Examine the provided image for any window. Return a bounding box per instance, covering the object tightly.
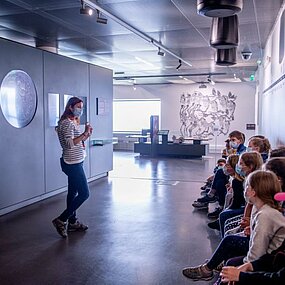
[113,99,161,132]
[279,9,285,64]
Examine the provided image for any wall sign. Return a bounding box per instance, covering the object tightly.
[246,123,256,130]
[96,97,110,115]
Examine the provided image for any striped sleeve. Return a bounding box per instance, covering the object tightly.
[57,119,85,164]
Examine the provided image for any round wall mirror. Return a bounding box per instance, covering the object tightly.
[0,70,37,128]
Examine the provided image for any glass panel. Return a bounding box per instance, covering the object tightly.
[48,93,59,127]
[0,70,37,128]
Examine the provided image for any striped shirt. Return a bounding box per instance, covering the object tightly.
[57,118,85,164]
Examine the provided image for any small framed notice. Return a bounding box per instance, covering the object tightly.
[96,97,110,115]
[48,93,59,127]
[246,123,256,130]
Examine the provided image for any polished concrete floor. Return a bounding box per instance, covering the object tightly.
[0,151,221,285]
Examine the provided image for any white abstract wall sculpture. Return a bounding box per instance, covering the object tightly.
[179,88,236,138]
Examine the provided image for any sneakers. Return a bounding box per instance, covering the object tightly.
[192,201,208,209]
[52,218,67,238]
[182,264,214,281]
[68,220,88,232]
[207,219,220,231]
[197,194,217,203]
[207,207,223,219]
[200,181,212,191]
[200,187,211,196]
[52,218,88,237]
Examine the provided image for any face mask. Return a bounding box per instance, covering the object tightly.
[235,164,246,177]
[246,147,253,152]
[223,166,230,176]
[217,165,224,170]
[73,107,83,117]
[244,193,251,203]
[230,141,239,149]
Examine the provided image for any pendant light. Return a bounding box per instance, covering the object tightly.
[197,0,243,17]
[215,48,237,66]
[210,15,239,49]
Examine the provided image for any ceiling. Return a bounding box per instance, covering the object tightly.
[0,0,283,85]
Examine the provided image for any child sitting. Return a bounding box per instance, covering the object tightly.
[183,170,285,281]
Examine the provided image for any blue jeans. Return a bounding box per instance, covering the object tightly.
[212,168,229,207]
[206,235,249,270]
[59,158,89,223]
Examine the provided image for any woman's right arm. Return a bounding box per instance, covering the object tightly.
[61,120,90,148]
[72,132,89,145]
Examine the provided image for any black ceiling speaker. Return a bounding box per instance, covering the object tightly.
[197,0,243,17]
[210,15,239,49]
[215,48,237,66]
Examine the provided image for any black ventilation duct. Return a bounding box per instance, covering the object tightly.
[215,48,237,66]
[197,0,243,17]
[210,15,239,49]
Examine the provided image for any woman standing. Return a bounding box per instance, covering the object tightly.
[52,97,93,238]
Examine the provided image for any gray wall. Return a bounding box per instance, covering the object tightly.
[89,65,113,176]
[0,38,113,215]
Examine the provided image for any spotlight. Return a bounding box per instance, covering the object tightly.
[80,1,93,16]
[96,9,108,24]
[176,59,182,70]
[157,47,165,57]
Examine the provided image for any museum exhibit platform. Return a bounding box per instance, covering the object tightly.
[134,133,210,158]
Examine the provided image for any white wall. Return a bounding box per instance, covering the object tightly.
[258,5,285,148]
[114,82,256,151]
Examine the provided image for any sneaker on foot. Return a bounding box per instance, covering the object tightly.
[200,184,208,191]
[52,218,67,238]
[200,187,211,196]
[192,201,209,209]
[197,194,217,203]
[68,220,88,232]
[207,219,220,230]
[207,207,223,219]
[182,264,214,281]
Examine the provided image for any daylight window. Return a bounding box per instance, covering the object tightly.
[113,99,161,132]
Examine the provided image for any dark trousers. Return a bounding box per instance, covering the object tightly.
[59,157,89,223]
[212,168,229,207]
[207,235,250,270]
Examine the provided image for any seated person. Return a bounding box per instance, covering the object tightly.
[270,147,285,158]
[222,151,264,237]
[247,136,271,162]
[265,157,285,210]
[200,158,227,195]
[207,154,245,231]
[222,139,232,159]
[219,192,285,285]
[193,130,246,213]
[228,130,246,155]
[182,170,285,281]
